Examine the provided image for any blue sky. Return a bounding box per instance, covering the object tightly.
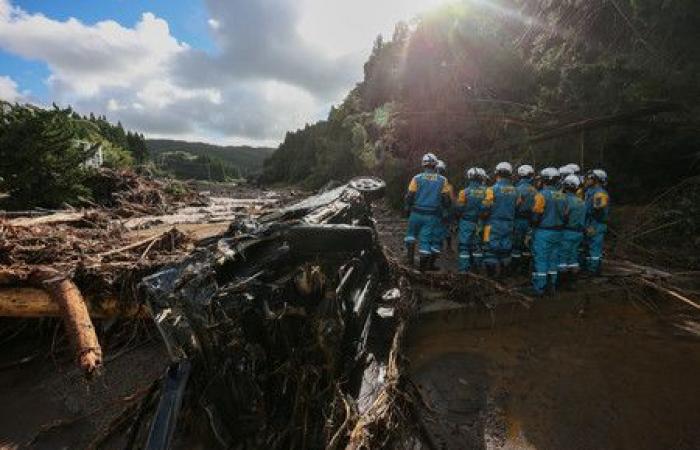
[0,0,446,145]
[2,0,216,103]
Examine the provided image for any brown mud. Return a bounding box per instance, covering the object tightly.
[0,333,167,449]
[408,300,700,450]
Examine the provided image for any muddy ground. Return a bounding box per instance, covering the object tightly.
[408,301,700,450]
[0,326,168,449]
[1,191,699,449]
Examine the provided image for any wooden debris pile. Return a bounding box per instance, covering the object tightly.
[0,216,192,290]
[86,168,206,216]
[612,175,700,270]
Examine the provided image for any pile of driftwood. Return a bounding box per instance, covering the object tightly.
[0,171,207,378]
[0,208,193,288]
[87,168,206,216]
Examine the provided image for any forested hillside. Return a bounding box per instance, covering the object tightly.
[262,0,699,205]
[147,139,275,180]
[0,102,147,208]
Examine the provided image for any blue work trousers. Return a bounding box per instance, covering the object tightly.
[431,218,450,254]
[512,217,531,259]
[483,219,513,267]
[405,212,440,256]
[585,222,606,273]
[457,219,482,272]
[532,228,561,294]
[558,230,583,272]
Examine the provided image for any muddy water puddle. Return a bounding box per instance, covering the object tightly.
[407,302,700,450]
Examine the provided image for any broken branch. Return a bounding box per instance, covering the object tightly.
[29,268,103,378]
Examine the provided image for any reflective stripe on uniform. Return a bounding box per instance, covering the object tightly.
[483,225,491,242]
[532,272,547,278]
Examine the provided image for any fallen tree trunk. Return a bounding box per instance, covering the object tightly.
[0,287,145,318]
[28,268,103,378]
[6,211,90,227]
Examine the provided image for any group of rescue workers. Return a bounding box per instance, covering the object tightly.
[404,153,610,296]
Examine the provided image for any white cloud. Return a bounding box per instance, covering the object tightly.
[0,75,23,101]
[0,6,187,97]
[0,0,445,144]
[299,0,446,58]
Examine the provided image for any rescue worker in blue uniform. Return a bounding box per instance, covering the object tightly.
[584,169,610,275]
[558,174,586,289]
[481,162,518,277]
[530,167,568,295]
[431,160,455,264]
[513,164,537,273]
[404,153,452,271]
[558,165,574,190]
[567,163,585,199]
[456,168,487,273]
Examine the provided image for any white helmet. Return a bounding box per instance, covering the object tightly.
[563,174,581,189]
[567,163,581,174]
[466,167,479,180]
[559,165,574,177]
[436,160,446,172]
[421,153,438,167]
[476,168,487,179]
[540,167,559,181]
[590,169,607,183]
[495,162,512,175]
[517,164,535,177]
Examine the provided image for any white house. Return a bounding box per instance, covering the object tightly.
[74,139,104,168]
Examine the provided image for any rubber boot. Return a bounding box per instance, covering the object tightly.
[521,257,531,276]
[569,269,579,288]
[419,255,430,272]
[406,243,415,267]
[502,260,513,278]
[428,254,439,271]
[558,271,569,291]
[486,263,502,279]
[546,274,557,296]
[595,261,603,277]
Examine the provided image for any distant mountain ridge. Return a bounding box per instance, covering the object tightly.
[147,139,275,175]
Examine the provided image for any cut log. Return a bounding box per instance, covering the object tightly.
[29,268,103,378]
[7,211,89,227]
[0,287,147,318]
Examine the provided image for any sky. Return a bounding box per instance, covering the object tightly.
[0,0,448,146]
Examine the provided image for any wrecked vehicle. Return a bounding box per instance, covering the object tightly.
[135,177,406,449]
